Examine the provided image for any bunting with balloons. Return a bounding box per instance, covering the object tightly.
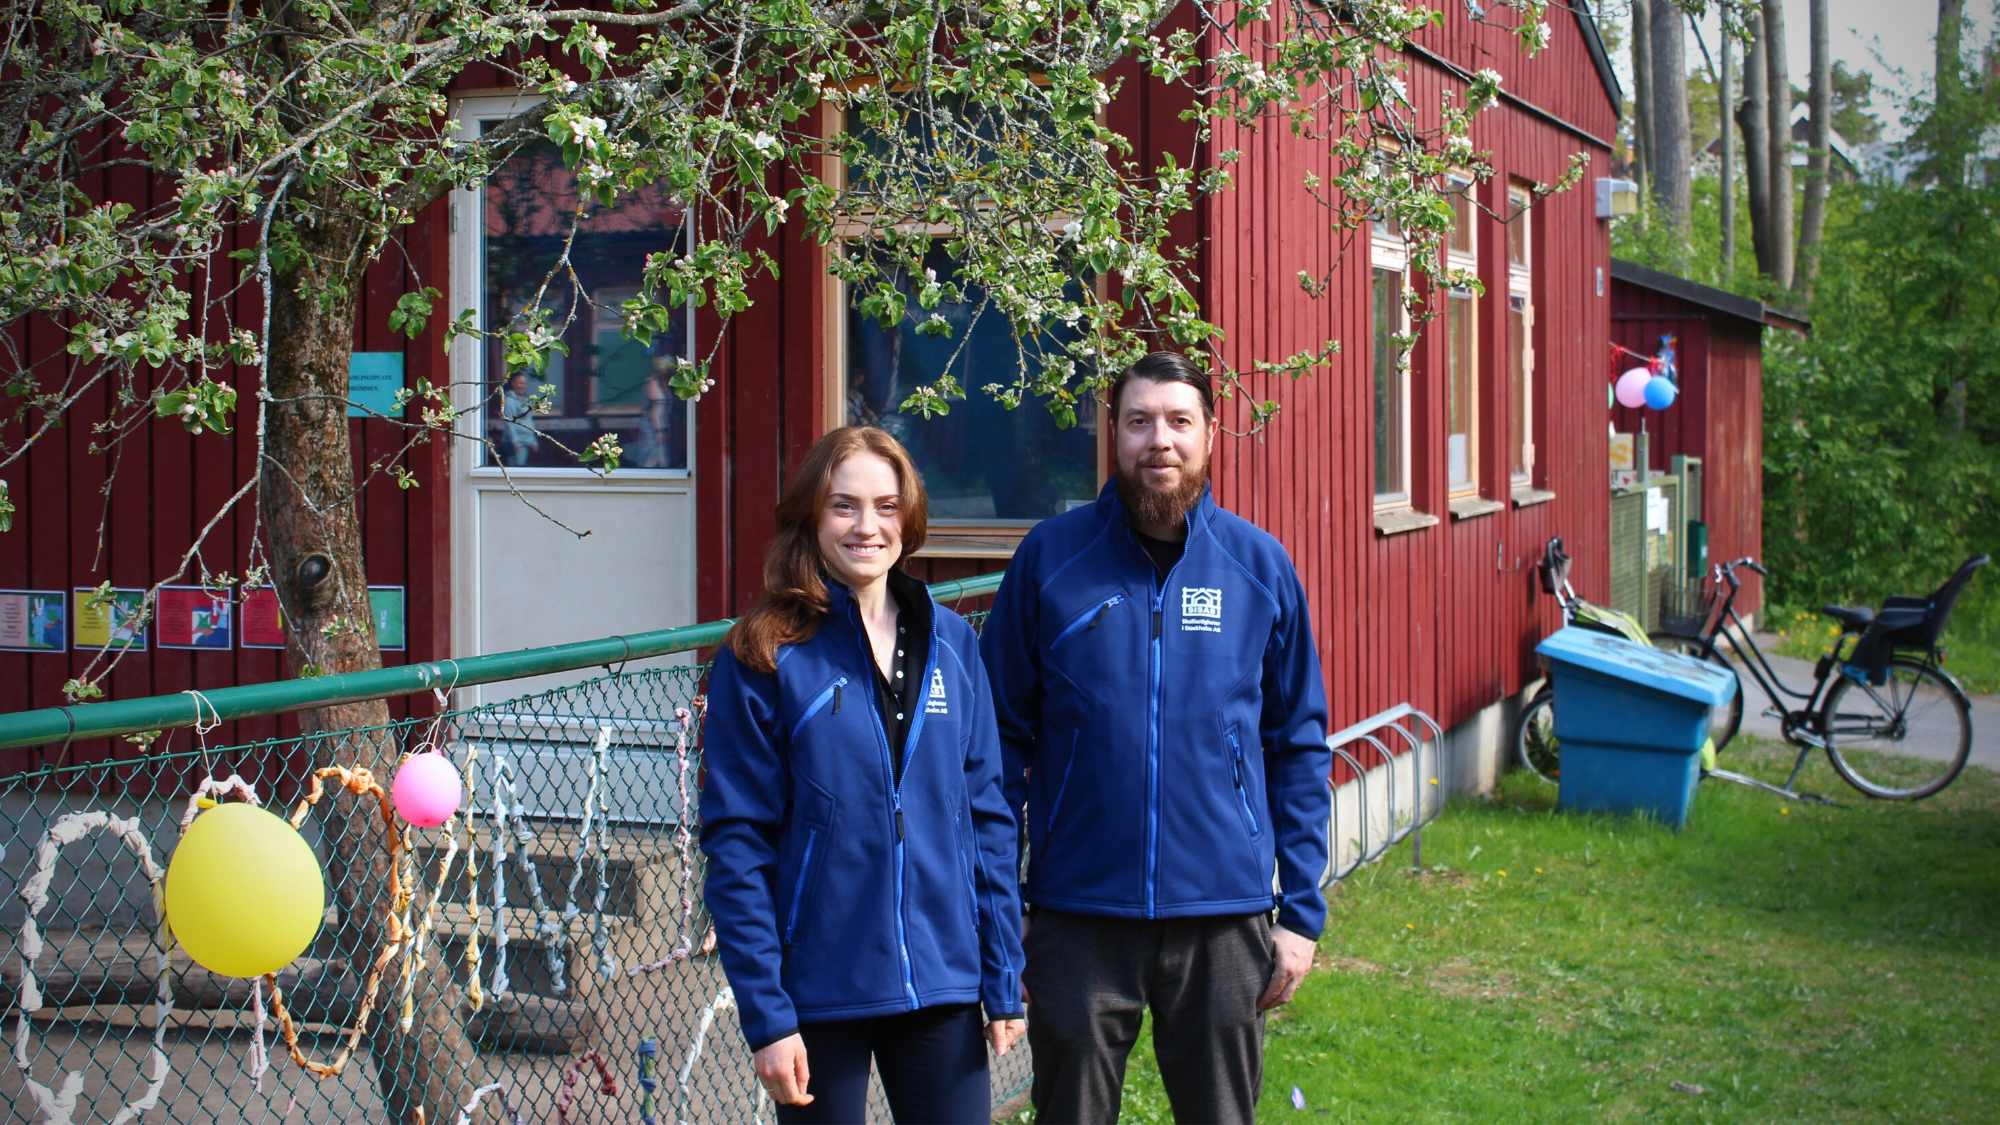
[1610,336,1679,411]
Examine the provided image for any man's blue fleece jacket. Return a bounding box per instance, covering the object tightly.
[980,482,1334,938]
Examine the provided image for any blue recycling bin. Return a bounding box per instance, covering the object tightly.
[1533,626,1738,829]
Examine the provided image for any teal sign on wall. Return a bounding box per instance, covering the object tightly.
[349,352,405,417]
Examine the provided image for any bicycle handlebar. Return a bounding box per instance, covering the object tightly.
[1711,557,1765,591]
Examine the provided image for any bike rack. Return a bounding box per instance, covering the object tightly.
[1322,704,1448,887]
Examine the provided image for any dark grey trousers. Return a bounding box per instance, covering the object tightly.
[1024,909,1273,1124]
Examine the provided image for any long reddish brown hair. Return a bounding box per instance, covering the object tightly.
[724,427,930,673]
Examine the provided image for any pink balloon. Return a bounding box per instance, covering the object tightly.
[1615,367,1653,409]
[392,752,462,827]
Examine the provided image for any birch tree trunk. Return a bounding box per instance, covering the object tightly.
[1739,8,1774,276]
[1795,0,1831,298]
[1649,0,1693,251]
[261,198,479,1125]
[1631,0,1656,211]
[1763,0,1795,290]
[1720,26,1737,285]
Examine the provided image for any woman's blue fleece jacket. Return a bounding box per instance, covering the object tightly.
[700,575,1026,1050]
[980,483,1334,938]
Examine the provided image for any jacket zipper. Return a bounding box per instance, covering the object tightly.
[791,676,848,742]
[1227,730,1260,836]
[782,827,821,947]
[1051,594,1125,649]
[1144,512,1192,919]
[850,592,939,1010]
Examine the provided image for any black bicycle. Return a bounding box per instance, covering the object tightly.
[1516,543,1986,802]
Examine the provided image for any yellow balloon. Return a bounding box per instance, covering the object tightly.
[166,802,325,978]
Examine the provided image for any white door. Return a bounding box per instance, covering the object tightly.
[448,94,697,705]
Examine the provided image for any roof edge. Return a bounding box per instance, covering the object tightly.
[1574,2,1623,119]
[1609,258,1771,325]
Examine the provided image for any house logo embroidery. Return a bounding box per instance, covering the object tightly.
[1181,587,1223,633]
[926,668,950,714]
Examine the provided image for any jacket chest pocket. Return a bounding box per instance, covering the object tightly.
[1050,594,1128,650]
[791,676,850,743]
[1226,728,1261,839]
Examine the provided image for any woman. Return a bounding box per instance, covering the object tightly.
[701,426,1027,1124]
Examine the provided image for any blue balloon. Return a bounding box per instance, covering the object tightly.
[1644,375,1678,410]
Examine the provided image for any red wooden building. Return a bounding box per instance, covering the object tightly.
[1610,258,1805,624]
[4,6,1645,781]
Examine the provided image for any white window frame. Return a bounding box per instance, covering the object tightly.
[1443,174,1479,498]
[1506,184,1535,488]
[450,92,696,483]
[1370,215,1412,509]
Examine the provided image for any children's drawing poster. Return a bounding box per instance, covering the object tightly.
[0,590,66,652]
[157,586,234,650]
[241,587,286,648]
[369,586,406,651]
[73,587,148,650]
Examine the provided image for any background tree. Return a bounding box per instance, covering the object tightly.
[1761,0,1795,290]
[0,0,1577,1114]
[1794,0,1830,298]
[1738,3,1774,275]
[1829,60,1882,146]
[1648,0,1693,251]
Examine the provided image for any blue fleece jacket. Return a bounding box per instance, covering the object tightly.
[700,573,1025,1050]
[981,483,1334,938]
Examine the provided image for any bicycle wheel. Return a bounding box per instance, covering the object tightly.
[1513,684,1559,783]
[1821,659,1972,800]
[1648,632,1745,754]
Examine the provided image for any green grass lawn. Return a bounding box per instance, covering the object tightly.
[1007,738,2000,1123]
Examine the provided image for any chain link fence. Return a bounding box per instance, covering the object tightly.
[2,622,1032,1124]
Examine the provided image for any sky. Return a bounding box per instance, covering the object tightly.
[1603,0,1998,142]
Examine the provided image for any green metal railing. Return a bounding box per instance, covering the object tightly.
[0,573,1004,752]
[0,571,1012,1124]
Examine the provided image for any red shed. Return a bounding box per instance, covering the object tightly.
[1609,258,1801,624]
[4,5,1638,787]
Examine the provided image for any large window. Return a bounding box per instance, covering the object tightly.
[844,246,1098,521]
[1507,184,1536,487]
[1444,178,1479,496]
[480,129,690,471]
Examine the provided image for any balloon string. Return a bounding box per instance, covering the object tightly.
[267,765,407,1080]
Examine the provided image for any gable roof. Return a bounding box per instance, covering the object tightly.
[1574,2,1623,119]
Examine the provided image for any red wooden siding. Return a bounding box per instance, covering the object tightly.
[1203,33,1615,737]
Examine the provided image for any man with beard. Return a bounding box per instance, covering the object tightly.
[981,352,1332,1123]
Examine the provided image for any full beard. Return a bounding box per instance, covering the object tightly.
[1116,454,1208,531]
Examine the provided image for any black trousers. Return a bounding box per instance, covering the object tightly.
[1025,910,1273,1125]
[774,1003,990,1125]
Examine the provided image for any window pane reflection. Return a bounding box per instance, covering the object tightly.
[846,247,1098,521]
[481,128,689,470]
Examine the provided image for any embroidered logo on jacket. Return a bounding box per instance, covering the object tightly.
[1181,587,1223,633]
[926,668,950,714]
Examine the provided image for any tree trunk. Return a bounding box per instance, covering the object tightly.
[261,199,478,1125]
[1763,0,1795,291]
[1720,25,1737,285]
[1631,0,1656,214]
[1794,0,1831,298]
[1740,8,1774,276]
[1649,0,1693,250]
[1928,0,1969,183]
